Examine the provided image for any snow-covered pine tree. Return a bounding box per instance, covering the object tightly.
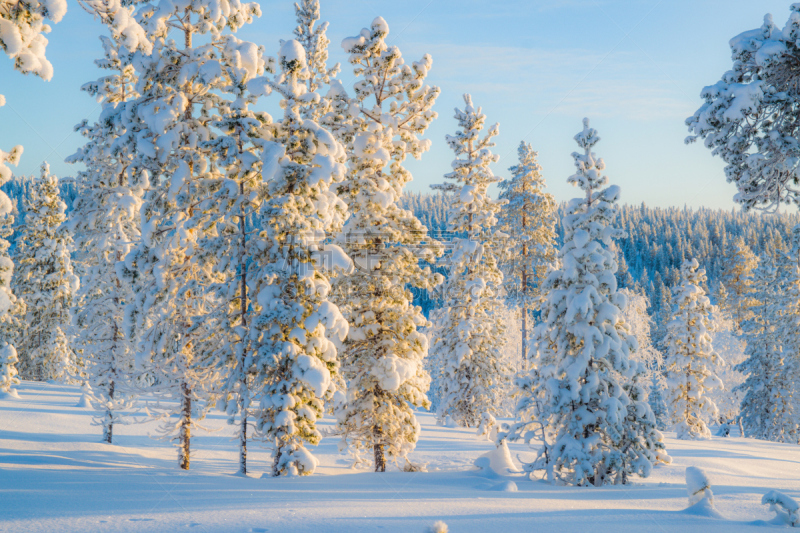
[332,17,442,472]
[65,5,153,443]
[292,0,339,121]
[507,119,668,486]
[121,0,261,470]
[687,7,800,211]
[620,288,663,387]
[773,227,800,442]
[179,32,269,477]
[721,237,758,328]
[497,141,557,365]
[736,239,799,443]
[431,94,508,428]
[245,40,350,476]
[649,382,669,431]
[664,259,724,440]
[1,0,67,397]
[14,163,78,382]
[0,111,23,395]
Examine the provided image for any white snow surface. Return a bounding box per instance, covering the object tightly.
[1,381,799,532]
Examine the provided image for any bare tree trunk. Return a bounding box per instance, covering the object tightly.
[373,424,386,472]
[521,269,527,366]
[237,180,248,475]
[272,446,282,477]
[521,188,528,365]
[179,381,191,470]
[372,385,386,472]
[105,380,115,444]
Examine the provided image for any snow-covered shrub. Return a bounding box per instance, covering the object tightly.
[686,466,713,506]
[476,412,497,441]
[762,490,800,527]
[0,342,19,397]
[474,441,516,477]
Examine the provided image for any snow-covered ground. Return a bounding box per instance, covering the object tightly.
[1,382,798,533]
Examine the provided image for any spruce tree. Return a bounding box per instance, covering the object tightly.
[664,259,724,440]
[721,237,758,328]
[497,141,557,365]
[245,40,350,477]
[332,17,442,472]
[736,242,799,442]
[507,119,669,486]
[14,164,78,382]
[431,94,508,428]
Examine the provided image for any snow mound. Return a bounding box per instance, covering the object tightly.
[0,389,20,400]
[474,441,517,477]
[762,490,800,527]
[74,393,91,408]
[489,480,518,492]
[684,496,724,519]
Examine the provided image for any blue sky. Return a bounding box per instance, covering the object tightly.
[0,0,794,209]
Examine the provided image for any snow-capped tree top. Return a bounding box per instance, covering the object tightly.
[77,0,152,54]
[0,0,66,80]
[340,17,437,137]
[445,94,499,167]
[292,0,339,97]
[569,118,607,194]
[135,0,261,41]
[436,93,502,236]
[280,38,306,70]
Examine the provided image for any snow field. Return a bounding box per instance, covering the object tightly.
[1,382,799,532]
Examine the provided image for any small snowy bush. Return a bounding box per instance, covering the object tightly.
[762,491,800,527]
[476,412,497,441]
[686,466,713,506]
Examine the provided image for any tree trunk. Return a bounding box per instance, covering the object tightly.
[373,424,386,473]
[272,446,282,477]
[239,394,247,475]
[238,180,248,476]
[104,380,115,444]
[521,205,528,366]
[179,381,191,470]
[521,270,527,367]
